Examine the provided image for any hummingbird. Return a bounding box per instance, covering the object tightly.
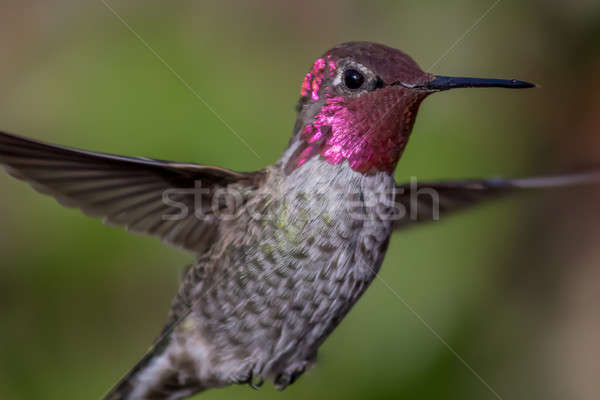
[0,41,597,399]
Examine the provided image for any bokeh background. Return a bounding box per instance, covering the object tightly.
[1,1,600,399]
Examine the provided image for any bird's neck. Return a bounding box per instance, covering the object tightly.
[285,94,423,175]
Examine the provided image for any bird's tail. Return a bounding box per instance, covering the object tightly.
[103,318,203,400]
[103,333,171,400]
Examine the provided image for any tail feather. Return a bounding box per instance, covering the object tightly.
[104,331,176,400]
[103,312,203,400]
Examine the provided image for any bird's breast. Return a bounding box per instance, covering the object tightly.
[190,159,397,384]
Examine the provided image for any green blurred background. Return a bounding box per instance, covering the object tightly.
[1,1,600,399]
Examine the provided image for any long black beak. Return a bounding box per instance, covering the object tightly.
[395,75,535,91]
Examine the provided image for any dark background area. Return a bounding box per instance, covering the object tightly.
[1,1,599,399]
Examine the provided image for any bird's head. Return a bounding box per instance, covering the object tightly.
[286,41,533,175]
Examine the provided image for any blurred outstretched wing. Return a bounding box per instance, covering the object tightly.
[0,131,265,253]
[393,172,600,229]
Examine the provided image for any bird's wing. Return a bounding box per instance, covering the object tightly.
[0,131,265,253]
[393,172,600,230]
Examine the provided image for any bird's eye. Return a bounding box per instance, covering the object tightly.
[343,69,365,90]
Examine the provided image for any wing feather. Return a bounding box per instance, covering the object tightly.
[0,131,265,253]
[393,172,600,229]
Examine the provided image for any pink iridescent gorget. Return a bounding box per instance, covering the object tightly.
[291,56,426,175]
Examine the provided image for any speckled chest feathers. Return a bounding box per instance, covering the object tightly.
[165,153,397,392]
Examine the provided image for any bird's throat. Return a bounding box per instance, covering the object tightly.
[286,94,422,175]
